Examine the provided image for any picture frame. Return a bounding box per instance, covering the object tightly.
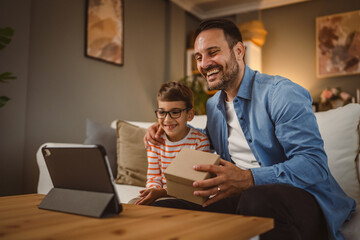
[186,49,199,77]
[85,0,124,66]
[316,10,360,78]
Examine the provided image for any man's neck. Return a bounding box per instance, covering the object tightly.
[224,65,245,102]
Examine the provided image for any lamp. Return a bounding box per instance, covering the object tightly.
[238,20,267,47]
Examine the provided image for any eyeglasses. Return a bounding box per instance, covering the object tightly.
[155,108,190,119]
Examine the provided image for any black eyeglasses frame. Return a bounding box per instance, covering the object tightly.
[154,108,191,119]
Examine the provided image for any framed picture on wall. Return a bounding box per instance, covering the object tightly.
[316,10,360,78]
[85,0,124,66]
[186,49,199,77]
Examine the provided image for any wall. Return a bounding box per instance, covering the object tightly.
[22,0,169,194]
[2,0,357,196]
[0,0,31,196]
[0,0,187,196]
[168,3,186,82]
[184,0,360,101]
[261,0,360,101]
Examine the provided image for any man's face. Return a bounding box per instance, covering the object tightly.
[194,29,240,91]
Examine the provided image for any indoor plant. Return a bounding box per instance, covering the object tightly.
[179,75,209,115]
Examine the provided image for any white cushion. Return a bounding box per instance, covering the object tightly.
[189,115,207,129]
[315,103,360,203]
[115,184,144,203]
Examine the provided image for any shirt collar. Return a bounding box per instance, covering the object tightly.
[215,65,255,109]
[235,65,255,101]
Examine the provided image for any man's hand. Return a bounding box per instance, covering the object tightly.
[143,122,165,148]
[193,159,254,207]
[135,188,168,205]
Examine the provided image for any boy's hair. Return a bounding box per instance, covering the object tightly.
[194,18,243,49]
[157,81,193,109]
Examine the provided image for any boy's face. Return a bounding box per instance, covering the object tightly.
[157,101,194,142]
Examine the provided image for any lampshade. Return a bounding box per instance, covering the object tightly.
[238,20,268,47]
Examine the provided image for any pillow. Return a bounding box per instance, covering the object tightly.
[115,120,148,187]
[111,120,153,129]
[83,119,117,178]
[188,115,207,129]
[315,103,360,203]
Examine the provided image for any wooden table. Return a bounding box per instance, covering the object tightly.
[0,194,273,240]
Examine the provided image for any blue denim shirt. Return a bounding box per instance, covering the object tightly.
[205,65,356,240]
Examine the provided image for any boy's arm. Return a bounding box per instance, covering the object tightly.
[146,143,163,189]
[135,188,168,205]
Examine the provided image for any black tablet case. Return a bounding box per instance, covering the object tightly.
[38,145,122,218]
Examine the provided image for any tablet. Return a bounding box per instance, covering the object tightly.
[40,145,122,217]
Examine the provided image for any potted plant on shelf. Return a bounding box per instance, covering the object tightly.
[179,75,209,115]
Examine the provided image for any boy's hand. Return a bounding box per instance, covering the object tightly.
[143,122,165,148]
[135,188,168,205]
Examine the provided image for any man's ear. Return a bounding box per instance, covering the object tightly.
[187,108,195,121]
[234,42,245,61]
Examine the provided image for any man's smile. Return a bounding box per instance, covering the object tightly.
[203,66,222,81]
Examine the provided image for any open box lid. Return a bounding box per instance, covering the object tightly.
[164,148,220,185]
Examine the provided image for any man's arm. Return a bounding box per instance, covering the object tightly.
[192,159,254,207]
[251,81,329,188]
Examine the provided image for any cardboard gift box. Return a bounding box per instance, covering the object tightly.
[164,148,220,205]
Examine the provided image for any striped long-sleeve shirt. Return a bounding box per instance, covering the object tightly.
[146,127,210,189]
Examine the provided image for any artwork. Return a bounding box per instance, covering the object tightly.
[316,10,360,78]
[85,0,123,65]
[186,49,198,77]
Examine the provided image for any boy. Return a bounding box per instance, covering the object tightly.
[135,81,210,205]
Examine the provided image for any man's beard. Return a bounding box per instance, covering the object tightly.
[203,51,239,91]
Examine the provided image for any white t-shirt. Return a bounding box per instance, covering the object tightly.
[225,101,260,170]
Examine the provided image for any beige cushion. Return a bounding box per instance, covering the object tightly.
[115,120,148,187]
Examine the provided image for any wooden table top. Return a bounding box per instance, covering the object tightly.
[0,194,273,240]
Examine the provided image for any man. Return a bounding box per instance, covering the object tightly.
[144,19,355,240]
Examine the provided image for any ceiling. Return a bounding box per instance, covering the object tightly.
[170,0,310,19]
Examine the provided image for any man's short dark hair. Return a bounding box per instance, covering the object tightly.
[194,18,243,49]
[157,81,193,109]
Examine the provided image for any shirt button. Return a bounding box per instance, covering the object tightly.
[235,99,238,103]
[240,117,244,120]
[248,139,252,143]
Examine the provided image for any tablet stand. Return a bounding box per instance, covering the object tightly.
[38,188,122,218]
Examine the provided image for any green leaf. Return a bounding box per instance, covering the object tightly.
[0,27,15,50]
[0,96,11,108]
[0,72,16,83]
[178,75,209,115]
[0,27,14,36]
